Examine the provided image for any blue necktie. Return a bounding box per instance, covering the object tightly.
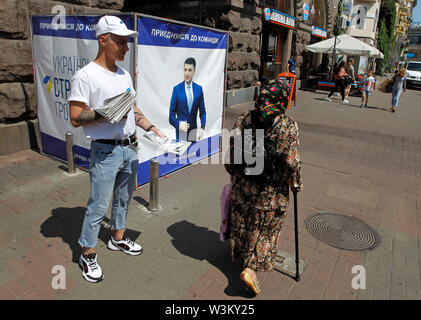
[187,85,193,113]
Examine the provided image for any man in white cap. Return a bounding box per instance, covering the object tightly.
[68,15,166,283]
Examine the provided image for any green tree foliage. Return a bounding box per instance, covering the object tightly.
[336,1,345,36]
[377,0,397,74]
[377,18,390,73]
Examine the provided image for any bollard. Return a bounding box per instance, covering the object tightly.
[65,132,76,174]
[149,158,159,211]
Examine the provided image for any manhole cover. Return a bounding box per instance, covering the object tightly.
[304,213,380,251]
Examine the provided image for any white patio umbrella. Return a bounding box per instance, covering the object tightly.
[306,34,384,58]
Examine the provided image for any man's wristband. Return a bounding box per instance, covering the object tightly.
[94,110,102,120]
[146,125,155,132]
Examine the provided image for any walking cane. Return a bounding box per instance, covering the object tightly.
[293,189,300,281]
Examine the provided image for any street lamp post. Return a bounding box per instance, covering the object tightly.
[329,30,338,81]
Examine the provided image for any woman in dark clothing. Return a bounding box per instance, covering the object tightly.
[344,58,356,100]
[325,60,348,104]
[224,79,303,295]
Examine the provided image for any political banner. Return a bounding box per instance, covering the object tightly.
[135,16,227,185]
[31,14,135,168]
[32,14,227,186]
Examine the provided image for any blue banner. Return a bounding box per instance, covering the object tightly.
[136,134,221,185]
[41,132,91,169]
[137,16,227,49]
[32,15,135,42]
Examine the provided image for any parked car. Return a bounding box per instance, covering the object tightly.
[406,61,421,88]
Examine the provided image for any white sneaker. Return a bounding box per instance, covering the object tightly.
[107,235,143,256]
[79,253,104,283]
[325,96,332,102]
[342,99,349,104]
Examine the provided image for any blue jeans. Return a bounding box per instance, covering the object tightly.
[78,141,139,248]
[392,89,402,108]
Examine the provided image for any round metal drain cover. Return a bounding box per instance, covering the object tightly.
[305,213,380,251]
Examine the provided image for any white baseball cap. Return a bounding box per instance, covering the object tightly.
[95,15,138,38]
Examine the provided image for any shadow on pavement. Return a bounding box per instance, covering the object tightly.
[345,104,388,111]
[167,220,254,298]
[40,206,141,263]
[58,165,70,172]
[133,196,149,208]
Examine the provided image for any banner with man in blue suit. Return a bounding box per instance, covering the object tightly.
[136,16,227,185]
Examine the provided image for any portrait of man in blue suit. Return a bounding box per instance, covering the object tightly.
[169,57,206,142]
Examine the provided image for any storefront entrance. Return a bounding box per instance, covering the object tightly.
[260,29,278,80]
[259,7,294,82]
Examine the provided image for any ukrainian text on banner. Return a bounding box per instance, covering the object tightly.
[136,16,227,185]
[31,15,135,168]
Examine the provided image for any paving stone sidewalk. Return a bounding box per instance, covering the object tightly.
[1,86,421,300]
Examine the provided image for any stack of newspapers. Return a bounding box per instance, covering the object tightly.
[95,90,136,124]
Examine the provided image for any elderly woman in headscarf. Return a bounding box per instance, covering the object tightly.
[224,79,303,295]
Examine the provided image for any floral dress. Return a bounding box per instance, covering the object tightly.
[224,111,302,272]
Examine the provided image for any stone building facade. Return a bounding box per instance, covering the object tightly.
[123,0,264,102]
[0,0,338,155]
[1,0,265,155]
[346,0,381,46]
[408,25,421,61]
[390,0,418,68]
[126,0,338,99]
[294,0,336,79]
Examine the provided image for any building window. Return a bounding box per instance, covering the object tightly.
[260,31,278,79]
[262,0,278,8]
[311,0,326,29]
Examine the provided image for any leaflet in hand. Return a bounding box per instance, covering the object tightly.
[144,131,168,145]
[95,90,136,124]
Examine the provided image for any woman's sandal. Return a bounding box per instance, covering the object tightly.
[240,270,261,295]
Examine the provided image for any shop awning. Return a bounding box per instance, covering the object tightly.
[305,34,384,58]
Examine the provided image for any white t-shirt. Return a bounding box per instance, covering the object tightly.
[68,61,136,140]
[363,76,375,91]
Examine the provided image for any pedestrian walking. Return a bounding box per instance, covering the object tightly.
[325,60,349,104]
[390,67,407,113]
[360,69,375,108]
[224,79,303,296]
[68,15,166,283]
[344,58,355,100]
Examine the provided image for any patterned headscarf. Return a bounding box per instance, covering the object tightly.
[255,78,291,122]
